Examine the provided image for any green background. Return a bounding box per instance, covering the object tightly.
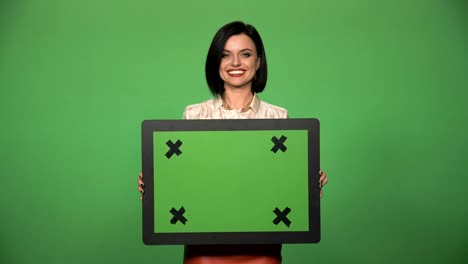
[153,130,309,233]
[0,0,467,263]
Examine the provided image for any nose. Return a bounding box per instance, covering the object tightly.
[230,55,240,66]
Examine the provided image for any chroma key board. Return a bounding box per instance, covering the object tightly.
[141,119,320,245]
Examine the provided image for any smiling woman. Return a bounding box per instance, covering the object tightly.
[183,21,288,119]
[139,21,328,264]
[219,34,260,92]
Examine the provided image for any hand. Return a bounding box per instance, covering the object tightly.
[138,172,145,200]
[319,170,328,198]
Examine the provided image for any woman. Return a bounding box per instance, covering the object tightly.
[139,21,328,264]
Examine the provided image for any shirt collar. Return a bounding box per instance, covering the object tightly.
[213,93,260,113]
[214,95,224,110]
[250,93,260,113]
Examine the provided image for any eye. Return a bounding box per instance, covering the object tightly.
[242,53,251,58]
[221,53,229,58]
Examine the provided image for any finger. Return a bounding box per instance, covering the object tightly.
[138,178,145,187]
[139,172,143,179]
[321,176,328,186]
[140,195,143,200]
[319,171,326,180]
[138,186,145,193]
[319,172,327,183]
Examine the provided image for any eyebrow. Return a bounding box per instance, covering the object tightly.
[223,48,253,53]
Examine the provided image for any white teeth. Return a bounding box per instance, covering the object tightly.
[228,70,245,74]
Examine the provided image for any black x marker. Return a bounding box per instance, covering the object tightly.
[166,140,182,159]
[271,135,287,153]
[170,207,187,225]
[273,207,291,227]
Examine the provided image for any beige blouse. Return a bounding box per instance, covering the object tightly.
[183,93,288,119]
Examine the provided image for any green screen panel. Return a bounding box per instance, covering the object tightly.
[142,119,320,245]
[153,130,309,233]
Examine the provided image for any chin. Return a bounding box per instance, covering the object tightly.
[227,84,251,90]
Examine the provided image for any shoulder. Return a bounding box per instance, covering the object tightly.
[183,98,216,120]
[257,99,288,119]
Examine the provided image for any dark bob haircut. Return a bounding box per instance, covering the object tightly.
[205,21,268,96]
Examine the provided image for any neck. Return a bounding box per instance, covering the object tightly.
[222,88,254,110]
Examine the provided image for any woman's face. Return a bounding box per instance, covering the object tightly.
[219,33,260,91]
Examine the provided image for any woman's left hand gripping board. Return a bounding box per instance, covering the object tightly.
[138,172,145,200]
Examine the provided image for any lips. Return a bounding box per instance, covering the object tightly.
[227,69,246,77]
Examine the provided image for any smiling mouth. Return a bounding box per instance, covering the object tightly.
[228,69,246,76]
